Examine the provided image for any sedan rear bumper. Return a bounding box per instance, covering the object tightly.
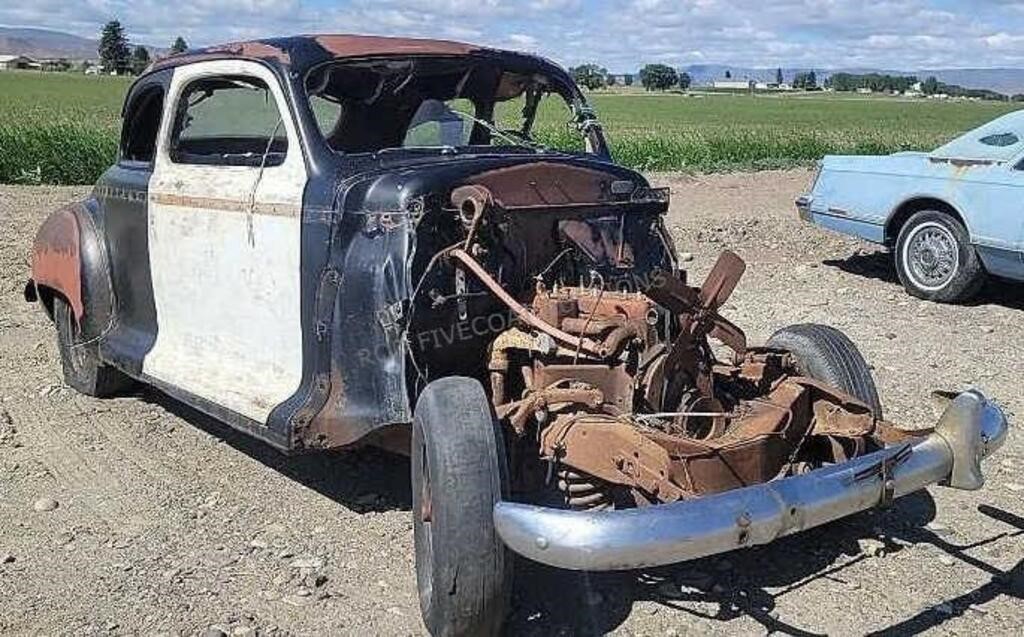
[796,194,813,221]
[494,390,1008,571]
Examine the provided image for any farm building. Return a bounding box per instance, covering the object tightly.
[0,54,37,70]
[713,79,755,90]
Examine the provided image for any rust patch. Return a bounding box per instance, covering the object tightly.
[301,367,354,448]
[469,162,615,209]
[149,193,301,217]
[203,40,292,64]
[31,208,83,321]
[540,415,686,502]
[313,34,479,59]
[928,156,997,168]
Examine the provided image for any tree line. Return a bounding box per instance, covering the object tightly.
[570,63,691,91]
[570,62,1013,101]
[97,20,189,76]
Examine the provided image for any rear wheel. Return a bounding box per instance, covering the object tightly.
[412,377,511,636]
[895,210,985,303]
[54,296,132,397]
[767,323,883,419]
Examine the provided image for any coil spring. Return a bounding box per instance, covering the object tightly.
[557,469,613,511]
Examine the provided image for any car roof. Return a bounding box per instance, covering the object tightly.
[149,33,542,76]
[931,109,1024,162]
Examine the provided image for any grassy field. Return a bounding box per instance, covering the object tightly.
[0,70,1019,184]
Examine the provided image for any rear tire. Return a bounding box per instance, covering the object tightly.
[54,296,132,397]
[412,377,511,636]
[767,323,883,419]
[894,210,985,303]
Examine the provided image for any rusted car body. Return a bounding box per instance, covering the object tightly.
[26,35,1008,636]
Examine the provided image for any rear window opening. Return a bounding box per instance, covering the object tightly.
[304,56,590,156]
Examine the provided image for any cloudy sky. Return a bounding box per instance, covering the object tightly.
[2,0,1024,72]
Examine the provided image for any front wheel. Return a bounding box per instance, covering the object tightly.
[895,210,985,303]
[54,295,132,397]
[767,323,883,419]
[412,377,511,636]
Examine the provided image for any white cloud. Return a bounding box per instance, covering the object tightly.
[1,0,1023,70]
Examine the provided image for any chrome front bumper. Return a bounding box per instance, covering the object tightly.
[494,391,1008,571]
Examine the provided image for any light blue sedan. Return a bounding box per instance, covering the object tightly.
[797,110,1024,302]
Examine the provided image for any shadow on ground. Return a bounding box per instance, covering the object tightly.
[141,387,412,513]
[506,497,1024,636]
[823,251,1024,310]
[140,387,1023,636]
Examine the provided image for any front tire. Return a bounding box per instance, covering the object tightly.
[767,323,883,419]
[412,377,511,636]
[895,210,985,303]
[53,296,132,397]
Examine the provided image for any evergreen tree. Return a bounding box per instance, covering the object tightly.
[131,46,151,75]
[98,20,130,74]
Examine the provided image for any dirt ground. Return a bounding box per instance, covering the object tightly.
[1,170,1021,636]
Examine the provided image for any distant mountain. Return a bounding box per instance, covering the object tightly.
[681,64,1024,96]
[0,27,98,59]
[919,68,1024,97]
[0,26,162,60]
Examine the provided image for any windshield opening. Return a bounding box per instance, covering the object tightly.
[304,56,597,156]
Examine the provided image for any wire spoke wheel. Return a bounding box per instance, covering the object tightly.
[904,222,959,290]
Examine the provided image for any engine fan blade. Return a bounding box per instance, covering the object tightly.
[699,250,746,311]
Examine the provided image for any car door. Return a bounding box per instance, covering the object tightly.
[94,70,169,374]
[144,59,307,424]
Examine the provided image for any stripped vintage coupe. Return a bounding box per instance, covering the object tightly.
[27,35,1008,636]
[798,110,1024,302]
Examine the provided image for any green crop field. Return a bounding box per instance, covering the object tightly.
[0,70,1019,184]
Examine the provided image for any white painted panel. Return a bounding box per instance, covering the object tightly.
[144,59,307,424]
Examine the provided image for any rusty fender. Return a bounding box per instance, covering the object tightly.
[29,206,85,320]
[494,390,1008,571]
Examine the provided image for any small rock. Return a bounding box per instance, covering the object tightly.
[232,627,255,636]
[1005,483,1024,493]
[858,538,886,557]
[645,603,660,615]
[883,332,897,340]
[33,497,59,512]
[847,580,861,590]
[162,566,181,580]
[203,628,228,637]
[679,252,694,263]
[1,553,14,564]
[289,556,324,570]
[968,604,988,615]
[249,538,268,550]
[386,606,404,616]
[925,521,951,536]
[980,325,995,334]
[938,555,955,566]
[295,588,312,597]
[666,628,679,637]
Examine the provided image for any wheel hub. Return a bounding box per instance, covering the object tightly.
[906,224,958,289]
